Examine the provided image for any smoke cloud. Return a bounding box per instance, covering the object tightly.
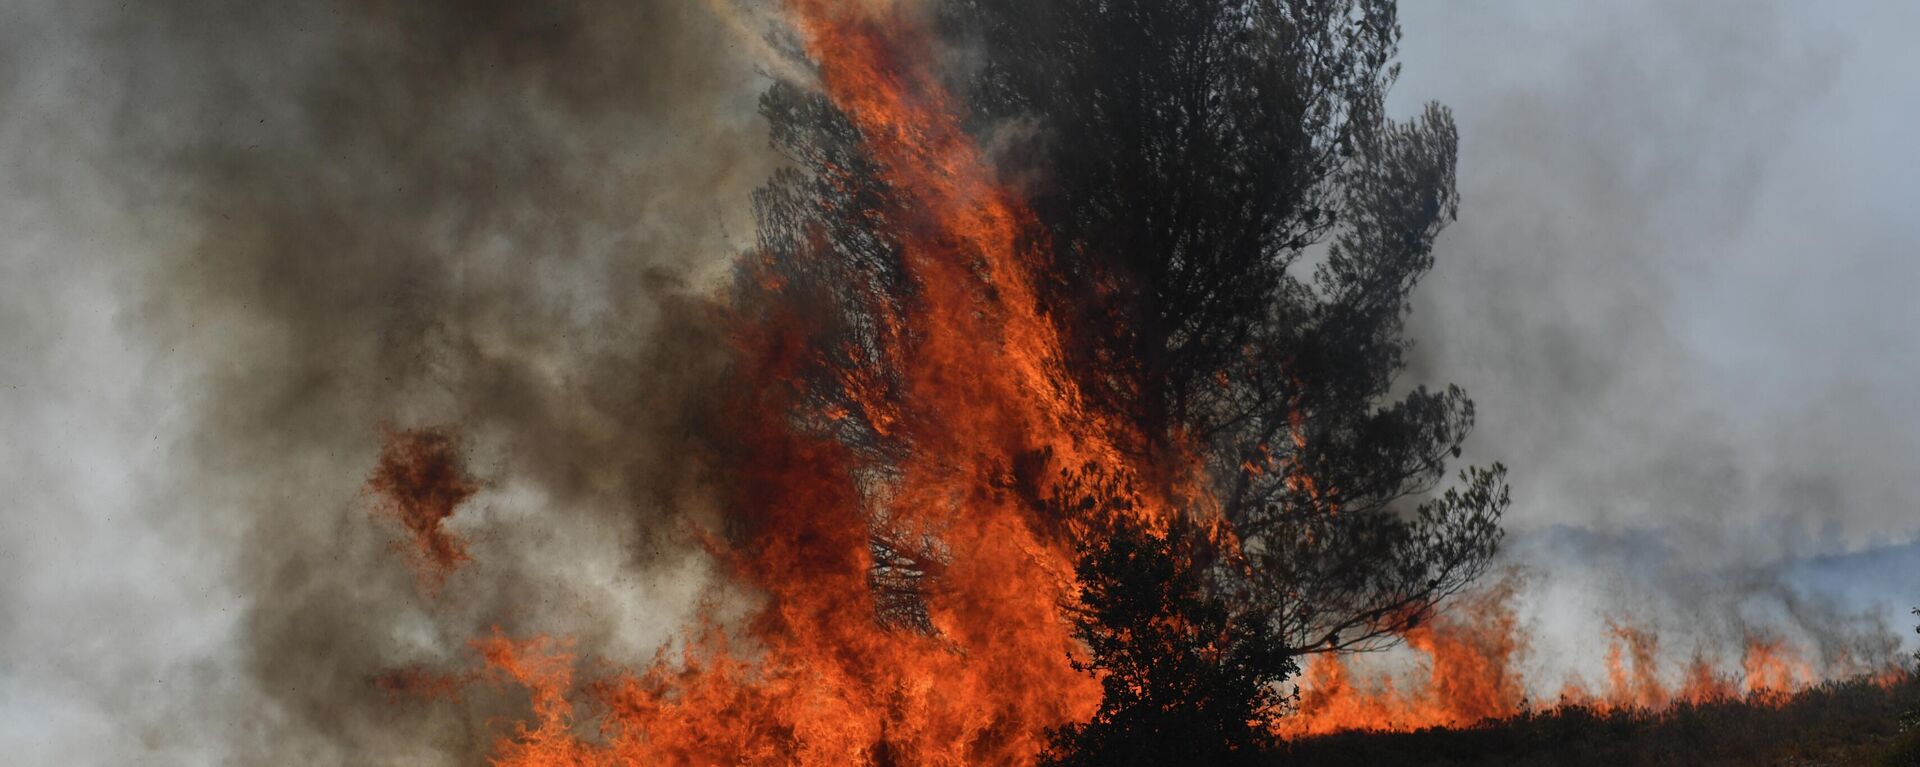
[1390,0,1919,683]
[1,0,783,763]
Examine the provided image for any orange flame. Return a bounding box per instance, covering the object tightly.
[392,4,1192,764]
[1280,583,1907,736]
[1277,580,1527,738]
[1602,622,1668,709]
[1675,650,1739,705]
[358,4,1911,760]
[1741,634,1815,700]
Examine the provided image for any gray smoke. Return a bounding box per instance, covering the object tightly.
[0,0,782,763]
[1390,0,1920,683]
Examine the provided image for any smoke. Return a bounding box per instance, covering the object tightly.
[0,0,784,763]
[1390,0,1919,681]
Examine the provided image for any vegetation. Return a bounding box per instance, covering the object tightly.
[1884,608,1920,766]
[749,0,1508,757]
[754,1,1913,762]
[940,0,1508,655]
[1276,675,1920,767]
[1041,509,1295,767]
[1277,609,1920,766]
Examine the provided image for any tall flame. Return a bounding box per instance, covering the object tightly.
[363,3,1909,761]
[436,4,1179,764]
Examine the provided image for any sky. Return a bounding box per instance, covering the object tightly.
[1,1,1916,763]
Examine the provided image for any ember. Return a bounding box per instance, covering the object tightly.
[365,425,481,589]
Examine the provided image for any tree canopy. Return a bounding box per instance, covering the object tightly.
[743,0,1509,748]
[936,0,1506,653]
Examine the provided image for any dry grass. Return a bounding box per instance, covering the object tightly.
[1276,675,1920,767]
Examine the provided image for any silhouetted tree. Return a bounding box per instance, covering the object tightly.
[746,0,1508,725]
[1904,607,1920,733]
[1039,488,1294,767]
[942,0,1507,653]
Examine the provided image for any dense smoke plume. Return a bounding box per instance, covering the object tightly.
[2,0,782,763]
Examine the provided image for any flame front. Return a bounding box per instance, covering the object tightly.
[451,4,1177,764]
[1278,584,1908,738]
[361,3,1909,761]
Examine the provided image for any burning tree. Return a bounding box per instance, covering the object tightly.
[938,0,1507,654]
[757,0,1505,668]
[374,1,1510,762]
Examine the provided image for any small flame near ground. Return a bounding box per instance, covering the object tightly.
[1279,578,1909,738]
